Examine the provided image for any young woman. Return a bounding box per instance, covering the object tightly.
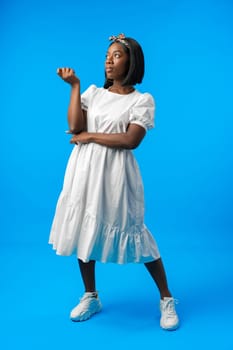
[49,34,179,330]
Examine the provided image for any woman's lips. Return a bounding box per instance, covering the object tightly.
[106,67,113,73]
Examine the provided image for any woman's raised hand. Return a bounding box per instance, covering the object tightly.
[57,67,80,86]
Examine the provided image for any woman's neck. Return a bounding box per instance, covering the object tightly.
[108,83,135,95]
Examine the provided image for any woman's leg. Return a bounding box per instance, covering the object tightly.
[70,259,101,321]
[144,258,172,299]
[145,258,179,330]
[78,259,96,293]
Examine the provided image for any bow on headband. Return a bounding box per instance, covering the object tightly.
[109,33,129,47]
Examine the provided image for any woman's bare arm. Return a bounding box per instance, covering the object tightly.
[70,124,146,150]
[57,68,86,133]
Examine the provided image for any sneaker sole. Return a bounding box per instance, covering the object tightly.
[160,321,180,331]
[70,306,102,322]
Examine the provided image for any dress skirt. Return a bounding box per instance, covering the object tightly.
[49,143,160,264]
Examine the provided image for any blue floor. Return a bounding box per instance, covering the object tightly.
[1,224,232,350]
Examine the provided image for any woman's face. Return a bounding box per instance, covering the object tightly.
[105,42,129,83]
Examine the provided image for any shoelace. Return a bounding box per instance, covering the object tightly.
[78,294,96,312]
[162,299,178,316]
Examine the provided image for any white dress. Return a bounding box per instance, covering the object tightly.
[49,85,160,264]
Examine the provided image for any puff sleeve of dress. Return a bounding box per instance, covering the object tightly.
[129,93,155,131]
[81,84,97,111]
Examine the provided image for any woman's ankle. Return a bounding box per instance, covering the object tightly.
[160,290,172,299]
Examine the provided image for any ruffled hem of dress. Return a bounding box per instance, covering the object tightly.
[49,210,160,265]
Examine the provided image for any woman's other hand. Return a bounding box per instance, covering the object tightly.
[70,132,91,144]
[57,67,80,86]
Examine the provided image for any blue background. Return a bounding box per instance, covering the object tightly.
[1,0,233,349]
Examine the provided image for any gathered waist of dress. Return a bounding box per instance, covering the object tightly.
[75,141,133,154]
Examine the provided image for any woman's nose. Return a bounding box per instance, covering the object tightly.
[106,55,113,64]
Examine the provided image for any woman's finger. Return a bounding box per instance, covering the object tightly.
[57,67,75,76]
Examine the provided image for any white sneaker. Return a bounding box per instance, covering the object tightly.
[70,292,102,322]
[160,297,179,330]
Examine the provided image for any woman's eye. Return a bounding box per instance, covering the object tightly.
[105,53,121,60]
